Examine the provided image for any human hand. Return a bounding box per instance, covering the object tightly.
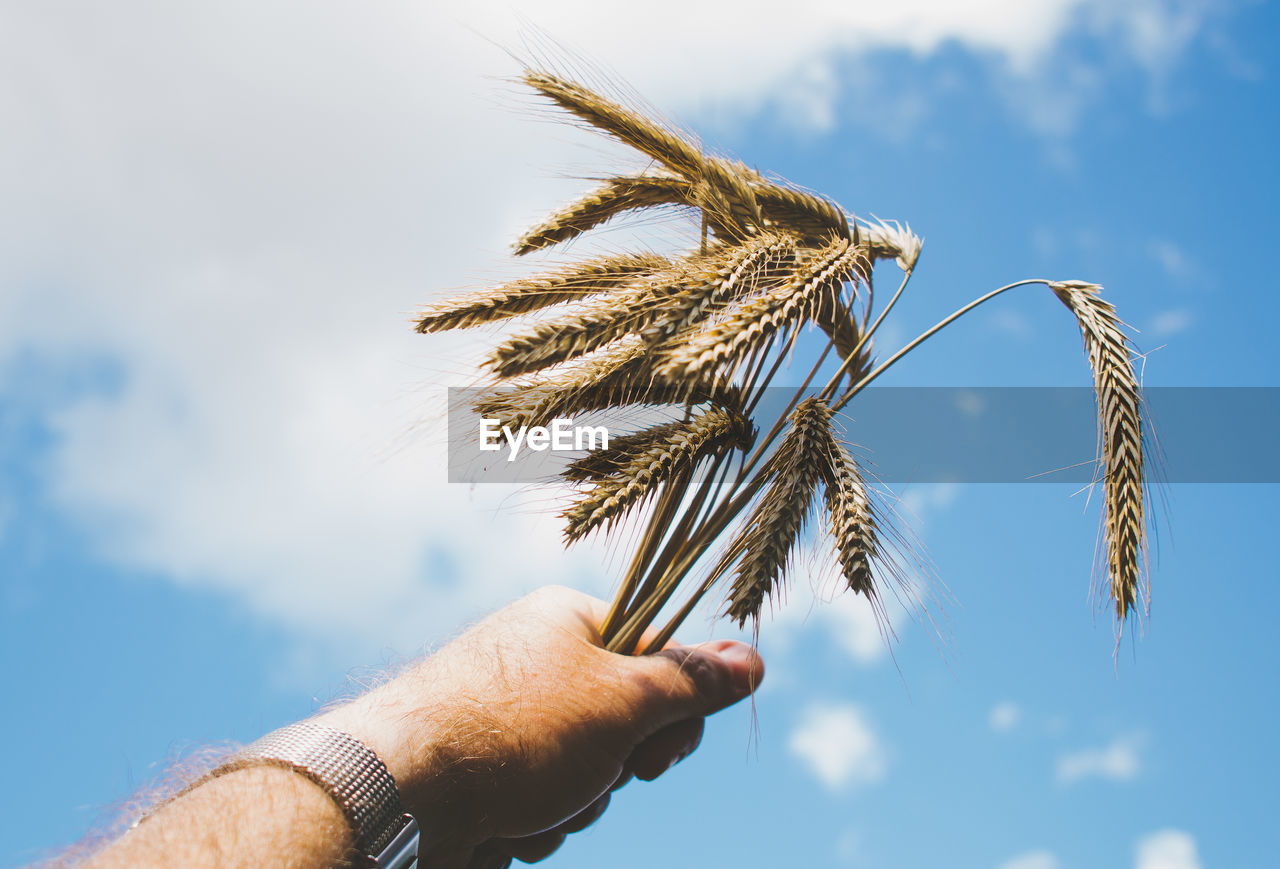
[317,586,764,867]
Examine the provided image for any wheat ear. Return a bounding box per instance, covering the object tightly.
[659,238,868,384]
[1049,280,1147,620]
[724,397,832,625]
[524,70,707,182]
[523,71,769,239]
[485,248,723,378]
[487,235,796,379]
[753,181,853,244]
[415,252,669,333]
[637,233,798,344]
[515,174,696,255]
[862,218,922,271]
[562,406,753,543]
[820,432,879,597]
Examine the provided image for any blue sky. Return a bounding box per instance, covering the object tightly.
[2,2,1276,867]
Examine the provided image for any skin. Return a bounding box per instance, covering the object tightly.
[83,586,764,868]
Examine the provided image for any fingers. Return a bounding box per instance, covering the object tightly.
[623,639,765,733]
[685,639,765,701]
[484,793,610,865]
[628,717,705,781]
[496,830,566,864]
[467,841,513,869]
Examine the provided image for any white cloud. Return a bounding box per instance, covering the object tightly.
[789,702,888,790]
[1090,0,1212,78]
[1150,308,1194,337]
[989,701,1021,732]
[898,482,960,527]
[1057,731,1145,783]
[1135,829,1202,869]
[765,574,893,666]
[998,850,1060,869]
[0,1,1228,651]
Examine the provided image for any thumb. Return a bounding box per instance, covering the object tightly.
[622,639,765,733]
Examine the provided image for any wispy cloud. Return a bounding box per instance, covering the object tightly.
[1057,731,1145,783]
[898,482,960,528]
[1149,308,1194,337]
[789,703,888,791]
[989,701,1022,733]
[998,850,1060,869]
[1135,829,1202,869]
[1148,240,1196,281]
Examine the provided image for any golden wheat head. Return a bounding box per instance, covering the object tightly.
[1049,280,1147,621]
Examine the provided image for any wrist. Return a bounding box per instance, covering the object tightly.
[313,663,475,851]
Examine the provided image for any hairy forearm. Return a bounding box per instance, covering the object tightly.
[80,664,461,869]
[87,766,353,869]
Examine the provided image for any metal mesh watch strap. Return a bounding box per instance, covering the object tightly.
[234,722,419,867]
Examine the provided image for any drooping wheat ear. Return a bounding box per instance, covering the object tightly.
[487,235,797,379]
[515,174,695,255]
[1049,280,1146,620]
[820,432,879,597]
[862,218,922,271]
[561,406,754,543]
[659,238,869,385]
[415,252,670,333]
[725,397,832,626]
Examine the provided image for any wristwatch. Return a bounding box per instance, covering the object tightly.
[235,722,420,868]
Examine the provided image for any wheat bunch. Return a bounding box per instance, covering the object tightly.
[421,67,1152,655]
